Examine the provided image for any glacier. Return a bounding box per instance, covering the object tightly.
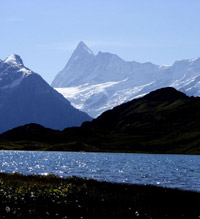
[52,42,200,118]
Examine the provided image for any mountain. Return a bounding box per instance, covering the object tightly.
[52,42,200,118]
[1,87,200,154]
[82,87,195,132]
[52,41,160,87]
[0,54,91,133]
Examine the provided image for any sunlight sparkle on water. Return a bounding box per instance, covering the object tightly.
[0,151,200,191]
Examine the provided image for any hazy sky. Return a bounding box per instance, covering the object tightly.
[1,0,200,84]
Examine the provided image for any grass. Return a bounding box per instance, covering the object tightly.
[0,173,199,218]
[1,88,200,154]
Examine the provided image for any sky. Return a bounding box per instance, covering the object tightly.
[1,0,200,84]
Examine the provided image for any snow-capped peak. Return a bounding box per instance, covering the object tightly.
[52,41,200,118]
[0,54,33,90]
[4,54,24,66]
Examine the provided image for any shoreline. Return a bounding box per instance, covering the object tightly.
[0,173,199,218]
[1,148,200,156]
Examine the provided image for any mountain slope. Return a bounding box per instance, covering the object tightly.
[80,88,200,154]
[52,41,160,88]
[0,54,91,133]
[1,87,200,154]
[83,87,195,132]
[52,42,200,118]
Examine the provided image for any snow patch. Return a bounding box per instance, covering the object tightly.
[0,55,33,90]
[55,81,154,117]
[52,42,200,117]
[4,54,23,66]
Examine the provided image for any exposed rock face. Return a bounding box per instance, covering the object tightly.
[0,54,91,133]
[52,42,200,117]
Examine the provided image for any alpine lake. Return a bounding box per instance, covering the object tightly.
[1,150,200,192]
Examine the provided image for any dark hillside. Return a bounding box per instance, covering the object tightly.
[1,87,200,154]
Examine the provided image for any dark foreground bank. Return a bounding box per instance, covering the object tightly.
[0,173,199,219]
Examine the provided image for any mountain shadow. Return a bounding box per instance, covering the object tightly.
[1,87,200,154]
[0,54,92,133]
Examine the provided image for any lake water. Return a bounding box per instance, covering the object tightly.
[0,151,200,192]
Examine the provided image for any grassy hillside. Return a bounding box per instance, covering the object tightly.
[1,87,200,154]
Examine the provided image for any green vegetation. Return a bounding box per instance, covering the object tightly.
[1,126,200,154]
[0,173,199,218]
[1,87,200,154]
